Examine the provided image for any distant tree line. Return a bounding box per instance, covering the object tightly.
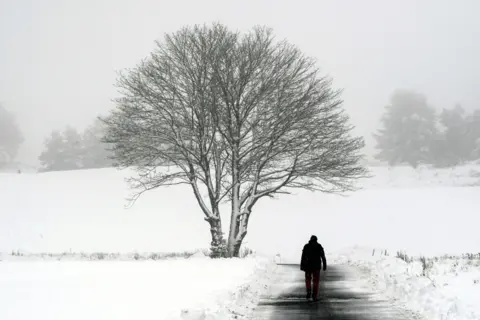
[0,103,113,172]
[3,88,480,173]
[374,89,480,168]
[38,118,113,172]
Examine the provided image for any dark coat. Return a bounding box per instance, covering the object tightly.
[300,240,327,272]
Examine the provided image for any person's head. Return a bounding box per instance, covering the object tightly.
[310,235,317,242]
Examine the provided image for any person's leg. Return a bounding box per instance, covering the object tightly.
[305,271,312,299]
[312,270,320,300]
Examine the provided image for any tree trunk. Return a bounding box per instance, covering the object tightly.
[207,216,226,258]
[228,205,252,257]
[189,176,226,258]
[227,144,241,257]
[227,175,241,257]
[232,243,241,257]
[228,171,258,257]
[226,211,250,257]
[227,218,239,257]
[232,236,243,257]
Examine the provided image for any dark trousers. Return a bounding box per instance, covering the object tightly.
[305,270,320,298]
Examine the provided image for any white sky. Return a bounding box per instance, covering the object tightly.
[1,0,479,165]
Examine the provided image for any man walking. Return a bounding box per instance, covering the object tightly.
[300,235,327,301]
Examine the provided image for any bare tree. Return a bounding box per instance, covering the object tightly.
[102,23,367,257]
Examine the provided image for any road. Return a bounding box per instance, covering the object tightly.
[252,264,422,320]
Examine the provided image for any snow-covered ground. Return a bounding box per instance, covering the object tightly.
[1,165,478,257]
[0,164,479,319]
[0,252,277,320]
[330,247,480,320]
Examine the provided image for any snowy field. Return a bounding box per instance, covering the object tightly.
[0,253,276,320]
[0,164,479,319]
[1,164,479,257]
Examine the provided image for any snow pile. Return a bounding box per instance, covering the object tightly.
[0,255,277,320]
[196,256,279,319]
[330,247,480,320]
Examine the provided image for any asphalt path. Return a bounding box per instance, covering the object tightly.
[252,264,422,320]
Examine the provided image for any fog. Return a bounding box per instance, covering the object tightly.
[1,0,479,166]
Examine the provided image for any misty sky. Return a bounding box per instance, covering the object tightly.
[1,0,479,165]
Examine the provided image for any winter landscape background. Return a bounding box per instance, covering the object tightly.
[1,1,479,319]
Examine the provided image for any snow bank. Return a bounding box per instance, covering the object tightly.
[0,255,277,320]
[331,247,480,320]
